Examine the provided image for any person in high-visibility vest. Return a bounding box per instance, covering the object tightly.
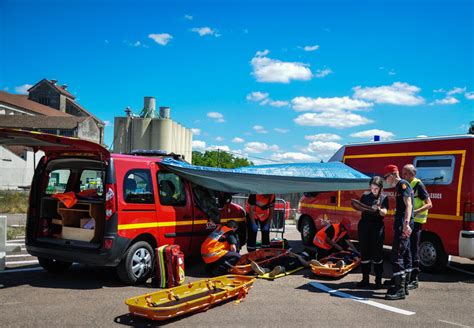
[246,194,276,252]
[402,164,432,290]
[312,218,359,259]
[201,220,241,276]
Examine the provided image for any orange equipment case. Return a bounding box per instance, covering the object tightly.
[310,251,361,278]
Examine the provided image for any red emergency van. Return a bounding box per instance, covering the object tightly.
[0,129,246,284]
[297,134,474,272]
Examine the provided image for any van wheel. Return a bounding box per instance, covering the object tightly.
[117,241,154,285]
[300,217,316,246]
[38,257,72,273]
[419,235,448,273]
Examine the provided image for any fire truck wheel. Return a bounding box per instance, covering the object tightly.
[117,241,154,285]
[300,216,316,246]
[419,235,448,272]
[38,257,72,273]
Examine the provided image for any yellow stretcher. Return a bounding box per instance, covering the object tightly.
[310,251,361,278]
[229,248,290,275]
[125,275,255,321]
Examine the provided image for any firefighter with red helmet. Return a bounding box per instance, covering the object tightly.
[312,218,359,259]
[383,164,414,300]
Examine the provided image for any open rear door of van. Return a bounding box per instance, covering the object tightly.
[0,128,109,161]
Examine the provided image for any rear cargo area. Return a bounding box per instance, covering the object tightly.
[35,158,106,246]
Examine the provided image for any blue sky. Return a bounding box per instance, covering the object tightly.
[1,0,473,163]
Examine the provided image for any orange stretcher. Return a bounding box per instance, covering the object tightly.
[310,251,361,278]
[229,248,290,275]
[125,275,255,321]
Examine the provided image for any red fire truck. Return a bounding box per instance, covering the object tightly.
[297,134,474,272]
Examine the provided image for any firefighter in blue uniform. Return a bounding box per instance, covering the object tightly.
[383,164,414,300]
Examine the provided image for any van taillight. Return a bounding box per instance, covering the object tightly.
[105,184,117,220]
[103,238,114,250]
[463,212,474,231]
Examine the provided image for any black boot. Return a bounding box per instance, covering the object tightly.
[357,274,370,288]
[385,275,406,300]
[408,270,419,290]
[374,276,383,289]
[383,278,394,287]
[404,272,411,296]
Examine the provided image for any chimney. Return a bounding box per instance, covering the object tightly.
[61,84,68,90]
[50,79,57,85]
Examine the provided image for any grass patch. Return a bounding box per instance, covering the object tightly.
[0,191,29,214]
[7,226,26,240]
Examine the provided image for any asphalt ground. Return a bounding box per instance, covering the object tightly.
[0,225,473,328]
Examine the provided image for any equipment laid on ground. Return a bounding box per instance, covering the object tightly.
[257,265,304,280]
[229,248,290,275]
[310,251,360,278]
[155,245,185,288]
[125,275,256,321]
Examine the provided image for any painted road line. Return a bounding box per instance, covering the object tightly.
[447,256,474,276]
[0,267,43,274]
[308,282,416,316]
[438,320,472,328]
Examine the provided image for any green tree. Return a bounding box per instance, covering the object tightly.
[192,150,253,168]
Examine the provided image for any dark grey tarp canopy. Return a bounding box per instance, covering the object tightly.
[159,158,370,194]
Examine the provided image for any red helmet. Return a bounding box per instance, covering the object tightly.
[341,218,351,231]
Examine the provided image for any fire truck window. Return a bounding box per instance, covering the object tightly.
[414,155,455,185]
[157,172,187,207]
[46,169,71,194]
[79,169,104,196]
[123,169,154,204]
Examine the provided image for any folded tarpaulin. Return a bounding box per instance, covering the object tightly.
[158,158,370,194]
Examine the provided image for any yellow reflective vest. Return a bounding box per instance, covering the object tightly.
[410,178,429,224]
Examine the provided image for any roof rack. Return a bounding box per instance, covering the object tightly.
[130,149,185,161]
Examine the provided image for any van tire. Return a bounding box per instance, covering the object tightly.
[300,216,316,246]
[419,234,448,273]
[38,257,72,273]
[117,241,154,285]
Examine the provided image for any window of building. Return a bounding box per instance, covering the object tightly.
[123,169,154,204]
[39,97,50,106]
[46,169,71,194]
[413,155,455,185]
[40,129,58,135]
[59,129,75,137]
[80,170,104,196]
[157,172,187,206]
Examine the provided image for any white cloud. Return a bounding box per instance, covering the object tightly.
[291,96,372,112]
[207,145,230,152]
[271,152,318,162]
[417,135,428,138]
[246,91,269,102]
[232,137,245,143]
[14,84,33,94]
[303,45,319,52]
[191,128,201,135]
[253,125,268,134]
[388,70,396,76]
[244,142,279,154]
[191,27,219,37]
[446,87,466,96]
[353,82,424,105]
[306,141,343,161]
[269,100,289,107]
[103,120,112,127]
[207,112,225,123]
[465,92,474,100]
[184,14,193,20]
[251,51,313,83]
[148,33,173,46]
[433,88,446,93]
[274,128,289,133]
[350,129,395,140]
[294,111,373,128]
[215,136,224,142]
[315,68,333,78]
[192,140,206,151]
[305,133,341,142]
[255,49,269,57]
[432,96,459,105]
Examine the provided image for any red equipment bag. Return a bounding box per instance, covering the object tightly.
[155,245,185,288]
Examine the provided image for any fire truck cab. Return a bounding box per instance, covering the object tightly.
[0,129,246,284]
[297,134,474,272]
